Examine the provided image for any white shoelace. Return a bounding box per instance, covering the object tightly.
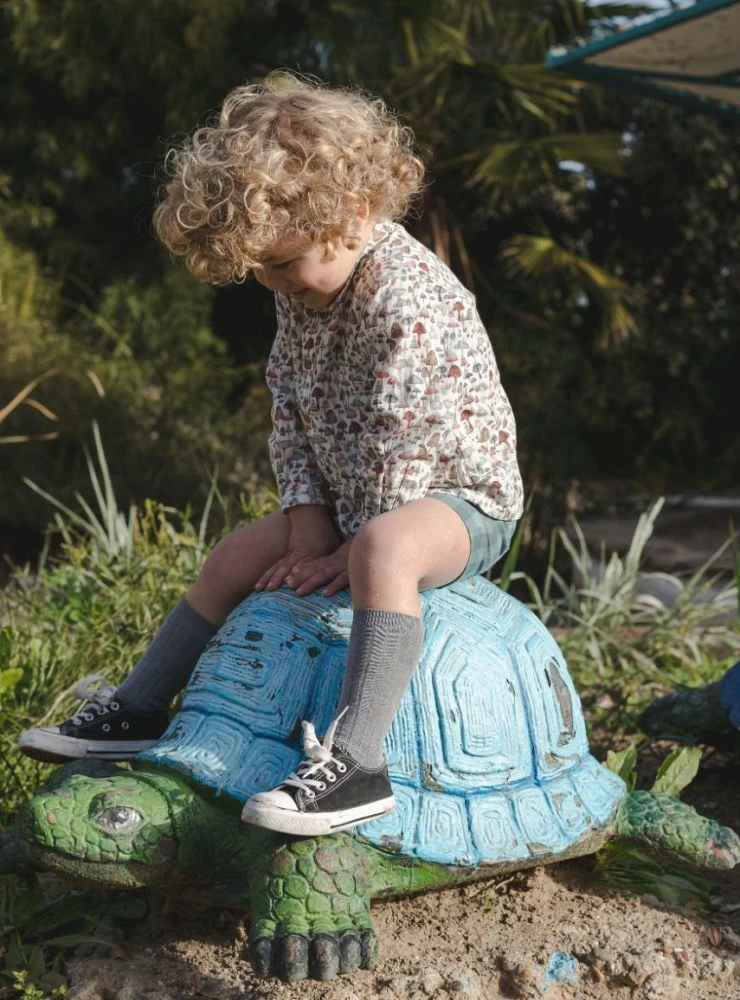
[280,708,348,799]
[70,674,118,725]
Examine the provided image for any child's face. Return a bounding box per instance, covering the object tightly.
[253,221,373,311]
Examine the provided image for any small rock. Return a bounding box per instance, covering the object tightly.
[722,926,740,951]
[589,962,605,984]
[447,970,479,993]
[389,976,411,995]
[642,973,681,1000]
[590,947,612,963]
[420,969,444,995]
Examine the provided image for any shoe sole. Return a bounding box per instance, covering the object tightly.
[18,730,160,764]
[240,795,396,836]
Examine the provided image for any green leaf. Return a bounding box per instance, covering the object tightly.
[27,944,47,982]
[0,667,23,697]
[42,933,116,950]
[604,743,638,789]
[5,928,27,972]
[651,746,702,797]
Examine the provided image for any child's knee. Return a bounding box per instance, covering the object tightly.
[351,517,417,576]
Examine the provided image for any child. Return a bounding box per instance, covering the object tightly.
[19,76,524,837]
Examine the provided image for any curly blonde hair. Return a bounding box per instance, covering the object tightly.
[153,75,425,285]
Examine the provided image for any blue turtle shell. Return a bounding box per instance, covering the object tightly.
[140,576,625,867]
[720,661,740,729]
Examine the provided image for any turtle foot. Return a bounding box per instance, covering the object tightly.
[247,833,379,982]
[251,926,377,982]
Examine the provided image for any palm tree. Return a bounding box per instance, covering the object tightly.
[307,0,651,343]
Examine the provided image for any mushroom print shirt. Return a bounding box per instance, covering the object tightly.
[266,220,524,540]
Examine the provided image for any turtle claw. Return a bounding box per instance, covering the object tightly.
[250,928,377,981]
[360,927,378,969]
[250,937,273,978]
[311,933,340,980]
[281,933,310,982]
[338,928,362,973]
[251,934,311,982]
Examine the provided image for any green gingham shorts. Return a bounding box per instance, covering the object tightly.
[428,492,518,582]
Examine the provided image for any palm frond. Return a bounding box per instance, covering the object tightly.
[472,131,625,193]
[501,235,639,346]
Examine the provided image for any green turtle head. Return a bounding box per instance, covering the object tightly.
[27,769,181,888]
[616,790,740,871]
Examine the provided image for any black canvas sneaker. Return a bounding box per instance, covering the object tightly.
[18,674,169,764]
[241,715,395,836]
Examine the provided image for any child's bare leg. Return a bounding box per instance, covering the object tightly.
[116,509,292,711]
[187,509,293,625]
[333,498,470,765]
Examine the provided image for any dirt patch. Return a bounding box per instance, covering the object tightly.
[66,761,740,1000]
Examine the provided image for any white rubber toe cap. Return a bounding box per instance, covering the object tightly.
[246,789,299,813]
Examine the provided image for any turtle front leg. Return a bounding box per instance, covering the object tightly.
[247,833,378,982]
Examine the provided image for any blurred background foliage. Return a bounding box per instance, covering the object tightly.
[1,0,739,548]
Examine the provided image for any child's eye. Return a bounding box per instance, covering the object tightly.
[272,259,296,271]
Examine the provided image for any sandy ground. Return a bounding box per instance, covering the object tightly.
[64,755,740,1000]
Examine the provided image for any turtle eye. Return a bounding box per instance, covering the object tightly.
[94,805,142,833]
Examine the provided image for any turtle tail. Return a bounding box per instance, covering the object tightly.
[615,791,740,871]
[640,680,740,751]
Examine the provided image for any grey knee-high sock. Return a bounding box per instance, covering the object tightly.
[116,598,217,712]
[333,609,423,768]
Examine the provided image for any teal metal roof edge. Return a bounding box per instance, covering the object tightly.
[555,61,740,120]
[546,0,739,70]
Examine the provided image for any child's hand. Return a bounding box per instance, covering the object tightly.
[283,541,352,597]
[254,507,342,594]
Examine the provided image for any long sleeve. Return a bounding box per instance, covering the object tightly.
[265,296,331,510]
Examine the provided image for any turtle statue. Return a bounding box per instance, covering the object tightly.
[4,578,740,983]
[641,660,740,754]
